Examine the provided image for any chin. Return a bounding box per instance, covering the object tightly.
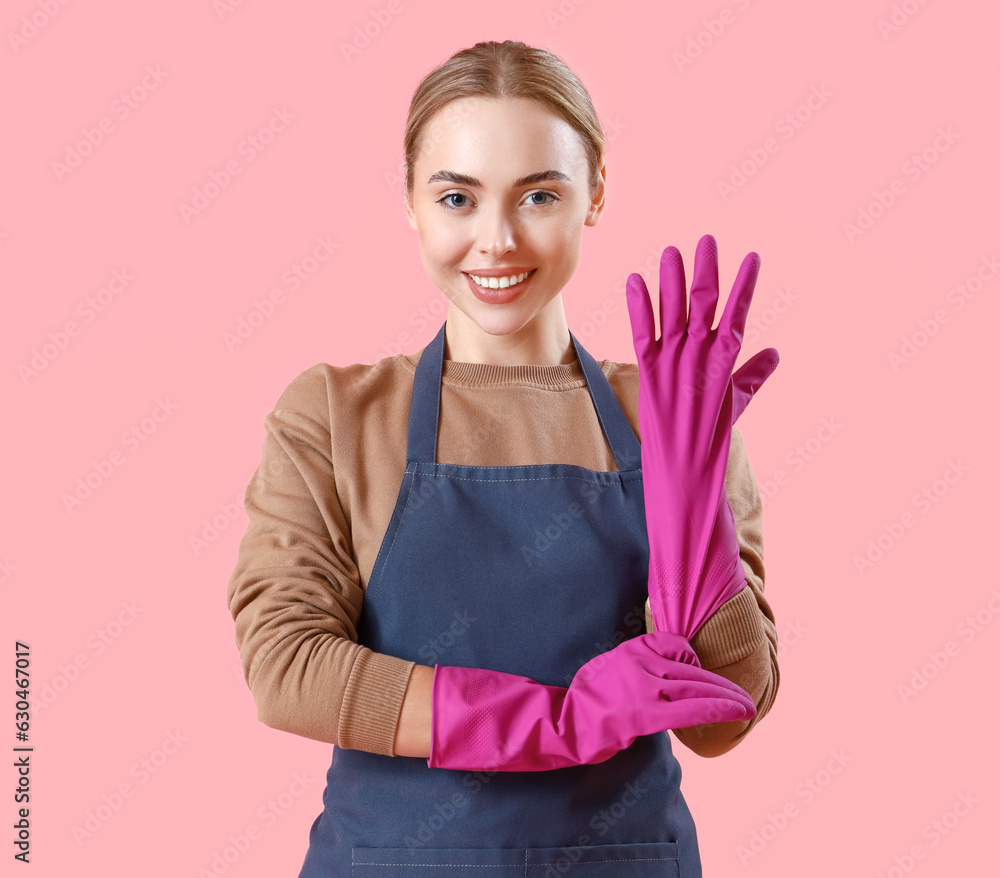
[461,303,538,338]
[466,314,528,336]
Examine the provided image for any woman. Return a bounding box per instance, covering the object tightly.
[227,39,780,877]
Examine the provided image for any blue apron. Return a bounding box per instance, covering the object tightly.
[298,320,702,877]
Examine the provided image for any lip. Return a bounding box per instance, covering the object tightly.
[464,269,536,305]
[465,267,536,278]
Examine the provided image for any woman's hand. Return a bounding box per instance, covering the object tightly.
[626,235,779,638]
[428,630,755,772]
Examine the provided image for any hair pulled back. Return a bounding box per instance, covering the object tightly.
[403,40,605,202]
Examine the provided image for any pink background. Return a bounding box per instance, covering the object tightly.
[3,0,998,874]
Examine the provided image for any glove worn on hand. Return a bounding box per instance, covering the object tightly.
[428,629,757,772]
[626,235,779,639]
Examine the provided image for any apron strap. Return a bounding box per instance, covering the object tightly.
[407,321,641,471]
[569,330,641,472]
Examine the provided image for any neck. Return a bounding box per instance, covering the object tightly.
[443,299,575,366]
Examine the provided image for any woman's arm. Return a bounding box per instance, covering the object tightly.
[227,365,417,756]
[656,427,780,757]
[393,664,434,757]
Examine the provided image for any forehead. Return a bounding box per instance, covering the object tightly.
[415,96,587,181]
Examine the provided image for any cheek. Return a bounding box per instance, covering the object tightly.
[426,213,469,246]
[419,225,465,268]
[547,223,582,263]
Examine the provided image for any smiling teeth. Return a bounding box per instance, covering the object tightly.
[470,271,531,289]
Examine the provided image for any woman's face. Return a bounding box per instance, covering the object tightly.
[405,96,606,342]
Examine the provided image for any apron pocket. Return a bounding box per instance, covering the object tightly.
[527,842,679,876]
[352,842,679,877]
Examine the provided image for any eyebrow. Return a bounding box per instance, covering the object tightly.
[426,169,571,187]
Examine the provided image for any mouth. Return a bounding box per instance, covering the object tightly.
[464,269,537,304]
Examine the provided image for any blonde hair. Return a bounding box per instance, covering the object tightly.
[403,40,605,202]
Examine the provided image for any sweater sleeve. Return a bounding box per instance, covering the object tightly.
[644,426,780,757]
[226,366,415,756]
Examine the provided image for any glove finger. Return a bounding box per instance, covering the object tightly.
[688,234,720,339]
[625,271,656,362]
[653,662,758,706]
[717,250,761,352]
[657,245,688,342]
[657,695,756,729]
[731,348,780,422]
[643,630,701,666]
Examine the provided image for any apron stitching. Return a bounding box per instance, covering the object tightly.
[583,377,621,472]
[351,855,678,868]
[355,866,503,869]
[413,473,640,484]
[365,465,419,605]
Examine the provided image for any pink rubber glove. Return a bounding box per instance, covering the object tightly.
[428,630,756,772]
[626,235,779,639]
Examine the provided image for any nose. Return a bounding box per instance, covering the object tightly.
[477,202,516,258]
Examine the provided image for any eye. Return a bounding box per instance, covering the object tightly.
[435,191,560,211]
[437,193,471,210]
[526,191,558,206]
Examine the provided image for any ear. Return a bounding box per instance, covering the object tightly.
[404,189,417,230]
[584,162,607,227]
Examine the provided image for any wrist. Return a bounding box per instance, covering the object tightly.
[394,664,433,759]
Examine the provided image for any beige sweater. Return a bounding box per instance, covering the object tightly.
[226,346,779,759]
